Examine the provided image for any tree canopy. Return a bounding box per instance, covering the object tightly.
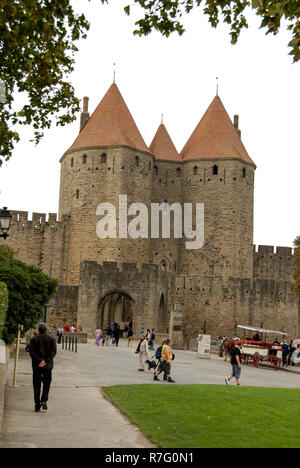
[121,0,300,62]
[0,0,89,165]
[294,236,300,295]
[0,246,57,344]
[1,0,299,165]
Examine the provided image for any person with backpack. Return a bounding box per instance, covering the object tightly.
[154,338,175,383]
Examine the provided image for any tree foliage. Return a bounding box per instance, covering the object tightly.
[0,246,57,344]
[120,0,300,63]
[1,0,299,165]
[294,236,300,294]
[0,0,90,165]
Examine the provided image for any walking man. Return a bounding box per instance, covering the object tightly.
[225,338,242,386]
[29,323,57,412]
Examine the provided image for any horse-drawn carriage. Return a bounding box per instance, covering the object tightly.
[237,325,288,370]
[224,325,288,370]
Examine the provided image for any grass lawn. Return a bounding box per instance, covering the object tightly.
[103,384,300,448]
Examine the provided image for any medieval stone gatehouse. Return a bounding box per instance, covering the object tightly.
[2,83,298,347]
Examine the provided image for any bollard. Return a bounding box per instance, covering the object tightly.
[12,324,23,387]
[71,336,74,352]
[62,335,64,350]
[75,337,77,353]
[68,336,71,350]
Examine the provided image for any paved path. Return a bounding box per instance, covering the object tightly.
[1,338,300,448]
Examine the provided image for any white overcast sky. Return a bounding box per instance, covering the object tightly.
[1,0,299,248]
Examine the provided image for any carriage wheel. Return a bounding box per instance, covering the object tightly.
[253,352,259,368]
[273,358,279,370]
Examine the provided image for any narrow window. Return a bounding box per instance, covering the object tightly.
[76,189,79,200]
[101,153,107,163]
[82,154,87,164]
[242,167,246,178]
[193,165,198,175]
[213,165,218,175]
[153,165,158,176]
[176,167,181,177]
[135,156,139,167]
[149,161,151,171]
[71,157,74,167]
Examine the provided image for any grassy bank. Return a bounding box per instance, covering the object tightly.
[103,384,300,448]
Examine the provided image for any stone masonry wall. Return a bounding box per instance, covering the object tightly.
[58,146,153,285]
[172,273,299,348]
[77,261,174,336]
[253,245,294,282]
[0,211,70,283]
[180,158,255,281]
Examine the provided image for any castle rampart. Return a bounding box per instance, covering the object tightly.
[253,245,295,282]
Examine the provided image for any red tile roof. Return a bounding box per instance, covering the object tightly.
[150,124,181,161]
[66,83,150,154]
[181,96,255,166]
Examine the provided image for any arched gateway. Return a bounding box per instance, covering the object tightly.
[97,291,134,330]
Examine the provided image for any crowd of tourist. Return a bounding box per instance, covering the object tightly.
[94,318,134,348]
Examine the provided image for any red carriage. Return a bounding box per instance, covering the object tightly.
[236,325,287,370]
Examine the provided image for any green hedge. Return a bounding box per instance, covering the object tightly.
[0,282,8,340]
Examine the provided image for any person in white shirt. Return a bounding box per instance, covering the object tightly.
[138,335,149,371]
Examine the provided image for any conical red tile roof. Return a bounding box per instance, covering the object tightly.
[65,83,150,154]
[181,96,255,166]
[150,124,181,161]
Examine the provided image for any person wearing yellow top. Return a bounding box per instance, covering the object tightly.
[154,338,175,383]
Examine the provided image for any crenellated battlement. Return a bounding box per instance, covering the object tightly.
[253,245,295,282]
[10,211,60,225]
[9,211,71,230]
[253,244,294,257]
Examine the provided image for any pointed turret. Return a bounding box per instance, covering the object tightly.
[65,83,150,155]
[150,123,181,162]
[181,96,255,166]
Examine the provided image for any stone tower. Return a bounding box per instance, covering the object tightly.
[180,95,256,280]
[58,83,153,285]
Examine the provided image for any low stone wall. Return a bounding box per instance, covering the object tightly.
[0,346,11,436]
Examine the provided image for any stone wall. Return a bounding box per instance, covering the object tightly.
[77,260,174,337]
[172,273,299,347]
[253,245,294,282]
[0,211,70,283]
[58,146,154,285]
[48,285,79,329]
[180,159,255,280]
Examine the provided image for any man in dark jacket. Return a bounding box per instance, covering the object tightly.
[29,323,57,412]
